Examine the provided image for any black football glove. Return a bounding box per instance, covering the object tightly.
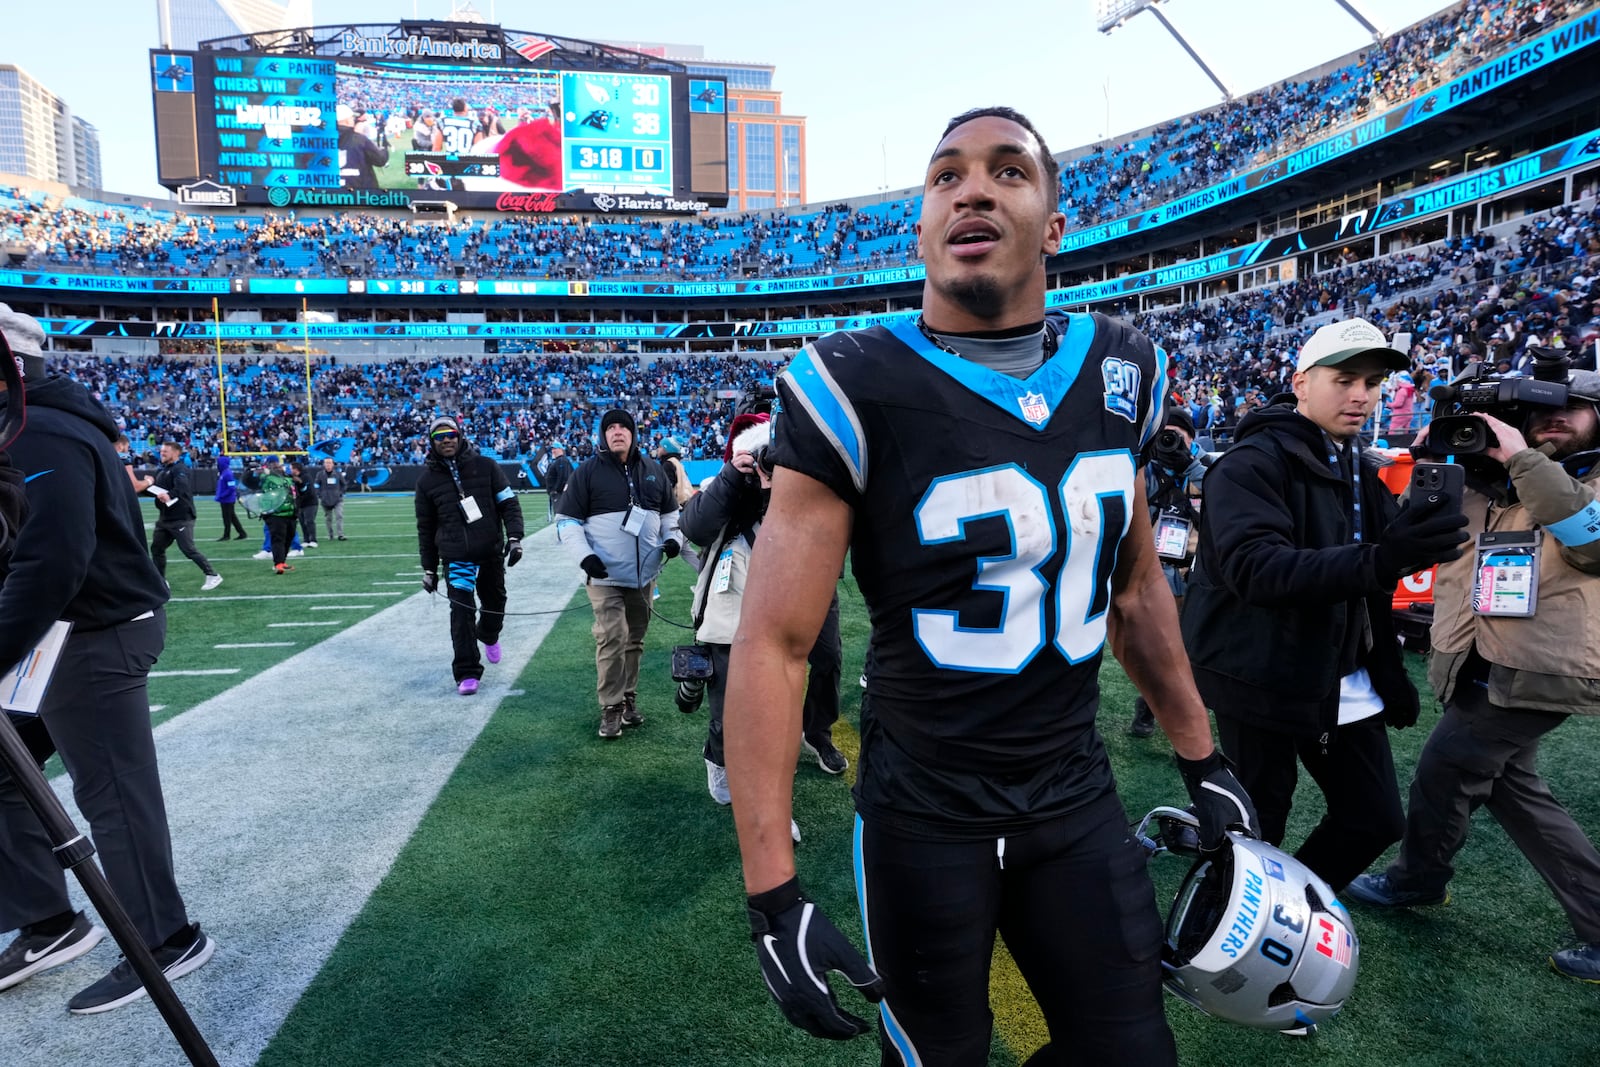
[747,877,884,1040]
[421,571,438,594]
[504,538,523,568]
[1176,749,1258,852]
[1375,499,1470,580]
[580,554,609,580]
[662,538,681,560]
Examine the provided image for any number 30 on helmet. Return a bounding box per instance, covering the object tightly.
[1137,808,1360,1033]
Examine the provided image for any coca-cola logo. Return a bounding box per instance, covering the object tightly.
[496,192,560,213]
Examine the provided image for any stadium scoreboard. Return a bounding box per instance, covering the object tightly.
[150,23,728,214]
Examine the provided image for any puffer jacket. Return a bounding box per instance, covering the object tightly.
[555,446,681,589]
[414,440,525,569]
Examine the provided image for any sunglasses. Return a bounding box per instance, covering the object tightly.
[431,431,459,441]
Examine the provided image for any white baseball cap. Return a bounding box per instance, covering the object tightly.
[1295,319,1409,374]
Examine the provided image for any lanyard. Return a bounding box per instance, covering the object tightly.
[1324,436,1362,544]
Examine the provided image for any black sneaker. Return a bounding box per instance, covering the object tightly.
[1550,944,1600,983]
[803,736,848,775]
[0,912,104,991]
[620,696,643,728]
[1129,696,1156,738]
[1343,872,1450,908]
[67,922,215,1015]
[598,705,624,739]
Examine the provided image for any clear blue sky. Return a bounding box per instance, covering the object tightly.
[16,0,1455,202]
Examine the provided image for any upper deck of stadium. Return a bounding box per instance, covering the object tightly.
[6,0,1599,308]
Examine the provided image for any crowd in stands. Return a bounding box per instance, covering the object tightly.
[1,0,1578,284]
[53,197,1600,473]
[1136,201,1600,436]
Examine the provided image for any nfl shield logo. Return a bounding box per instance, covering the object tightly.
[1018,391,1050,425]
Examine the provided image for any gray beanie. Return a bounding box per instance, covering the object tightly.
[0,303,46,379]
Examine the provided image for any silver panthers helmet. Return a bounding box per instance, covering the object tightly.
[1155,820,1360,1031]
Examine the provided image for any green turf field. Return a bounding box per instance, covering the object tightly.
[22,492,1600,1064]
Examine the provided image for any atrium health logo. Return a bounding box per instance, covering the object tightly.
[267,187,292,207]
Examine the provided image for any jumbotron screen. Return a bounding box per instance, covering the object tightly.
[150,28,728,214]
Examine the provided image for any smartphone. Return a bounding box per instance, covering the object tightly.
[1409,461,1466,515]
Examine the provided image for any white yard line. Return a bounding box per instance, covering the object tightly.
[267,622,341,628]
[167,593,405,603]
[308,605,373,611]
[149,669,242,678]
[2,526,580,1067]
[214,642,295,649]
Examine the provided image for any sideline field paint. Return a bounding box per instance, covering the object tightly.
[268,621,340,628]
[149,669,242,678]
[0,527,581,1067]
[308,605,374,611]
[215,642,296,649]
[167,592,405,603]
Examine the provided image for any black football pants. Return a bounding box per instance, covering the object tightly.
[150,520,216,578]
[854,792,1176,1067]
[802,593,841,747]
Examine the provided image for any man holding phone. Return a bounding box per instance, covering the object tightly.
[1183,319,1471,893]
[1348,369,1600,983]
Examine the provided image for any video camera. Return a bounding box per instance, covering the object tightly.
[1424,347,1573,456]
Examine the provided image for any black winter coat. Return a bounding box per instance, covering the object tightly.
[415,443,526,570]
[1181,399,1418,737]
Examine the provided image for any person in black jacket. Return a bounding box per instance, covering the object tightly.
[291,462,320,548]
[414,416,525,696]
[1182,319,1470,891]
[543,442,572,521]
[148,441,222,591]
[0,305,214,1012]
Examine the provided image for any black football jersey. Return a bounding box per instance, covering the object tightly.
[771,312,1167,839]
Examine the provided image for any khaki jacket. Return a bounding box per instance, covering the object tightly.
[692,526,754,646]
[1430,446,1600,714]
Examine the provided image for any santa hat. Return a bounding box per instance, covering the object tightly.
[725,412,770,462]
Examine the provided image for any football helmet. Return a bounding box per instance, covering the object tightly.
[1137,807,1360,1032]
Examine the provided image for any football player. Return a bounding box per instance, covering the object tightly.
[724,107,1257,1065]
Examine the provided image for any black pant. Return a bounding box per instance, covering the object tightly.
[855,793,1176,1067]
[702,643,734,766]
[1216,712,1404,891]
[803,593,842,746]
[150,520,215,577]
[297,503,319,544]
[265,514,296,564]
[218,501,247,538]
[445,556,506,682]
[0,610,190,949]
[1386,679,1600,941]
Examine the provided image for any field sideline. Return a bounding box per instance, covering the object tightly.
[2,493,1596,1066]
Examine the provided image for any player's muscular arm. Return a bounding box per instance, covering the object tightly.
[1107,474,1215,761]
[726,467,852,895]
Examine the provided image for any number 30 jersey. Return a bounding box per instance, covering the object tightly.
[771,313,1167,839]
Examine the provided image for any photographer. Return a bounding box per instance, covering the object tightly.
[1348,362,1600,982]
[1183,319,1470,892]
[148,441,222,592]
[1130,406,1207,737]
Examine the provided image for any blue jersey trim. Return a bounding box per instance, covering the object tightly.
[1546,500,1600,546]
[781,347,866,493]
[884,314,1098,432]
[854,815,923,1066]
[495,486,515,502]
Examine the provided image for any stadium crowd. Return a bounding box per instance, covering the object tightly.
[1,1,1578,283]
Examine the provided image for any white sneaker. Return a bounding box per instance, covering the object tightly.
[305,541,318,548]
[705,758,731,805]
[201,574,223,591]
[288,549,304,558]
[252,550,271,561]
[790,819,802,843]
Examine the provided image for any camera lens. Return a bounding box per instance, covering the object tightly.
[1156,429,1181,450]
[1449,426,1479,449]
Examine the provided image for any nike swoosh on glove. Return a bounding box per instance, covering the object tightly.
[747,877,884,1040]
[1176,749,1259,852]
